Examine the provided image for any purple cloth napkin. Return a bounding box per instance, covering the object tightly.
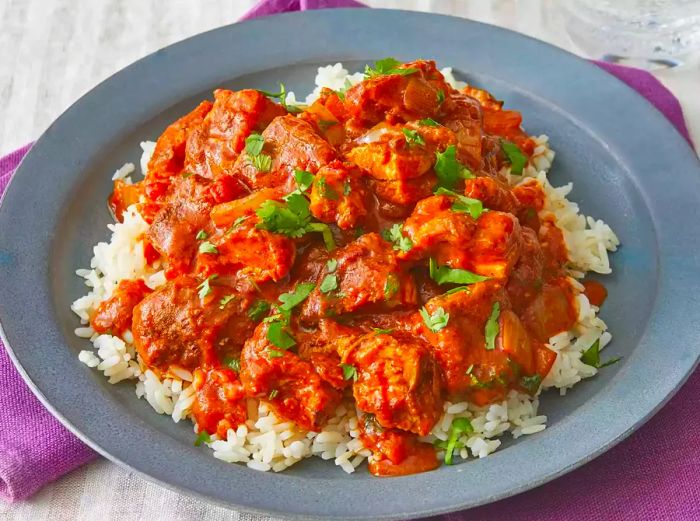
[0,0,697,514]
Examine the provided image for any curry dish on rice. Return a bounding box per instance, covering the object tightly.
[80,59,614,476]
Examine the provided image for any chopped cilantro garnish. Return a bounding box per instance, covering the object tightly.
[247,300,271,321]
[419,118,440,127]
[364,57,418,78]
[372,327,394,336]
[383,273,400,300]
[381,223,413,253]
[278,283,316,313]
[581,339,621,369]
[245,133,272,173]
[326,259,338,273]
[343,179,352,196]
[318,119,338,131]
[219,295,235,309]
[434,187,484,219]
[267,321,296,349]
[256,194,335,250]
[267,348,285,358]
[306,222,336,251]
[320,274,338,294]
[402,128,425,146]
[436,90,445,104]
[195,229,208,240]
[197,275,218,299]
[258,83,305,113]
[317,176,339,200]
[484,302,500,350]
[198,241,219,255]
[465,364,474,375]
[245,133,265,156]
[443,417,473,465]
[501,140,527,175]
[294,169,314,192]
[520,374,542,394]
[444,286,471,296]
[225,357,241,372]
[340,363,358,381]
[268,389,279,399]
[429,258,489,285]
[420,306,450,333]
[194,430,211,447]
[434,145,474,189]
[227,215,248,234]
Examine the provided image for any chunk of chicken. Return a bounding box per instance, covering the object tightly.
[132,276,257,372]
[195,218,296,283]
[344,60,452,129]
[342,332,443,436]
[346,124,434,181]
[441,92,483,169]
[90,279,151,335]
[191,367,247,439]
[308,160,369,230]
[468,210,522,279]
[239,322,342,431]
[464,176,520,214]
[235,115,336,190]
[301,233,418,322]
[146,174,245,276]
[144,100,212,205]
[185,89,286,179]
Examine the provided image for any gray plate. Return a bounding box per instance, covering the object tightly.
[0,9,699,520]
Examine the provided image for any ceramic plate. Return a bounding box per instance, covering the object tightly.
[1,9,699,520]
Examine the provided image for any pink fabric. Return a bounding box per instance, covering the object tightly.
[0,1,696,515]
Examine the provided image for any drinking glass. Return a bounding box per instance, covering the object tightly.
[558,0,700,68]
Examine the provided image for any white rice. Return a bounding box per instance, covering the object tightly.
[73,64,619,471]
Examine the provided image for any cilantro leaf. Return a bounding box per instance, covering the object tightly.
[258,83,306,113]
[372,327,394,336]
[245,133,265,157]
[326,259,338,273]
[306,222,336,251]
[381,223,413,253]
[198,241,219,255]
[520,374,542,394]
[278,283,316,312]
[317,176,339,200]
[227,215,248,234]
[267,348,285,359]
[501,140,527,175]
[444,417,473,465]
[195,229,208,240]
[434,145,474,189]
[420,306,450,333]
[320,274,338,294]
[294,169,315,192]
[267,321,296,349]
[444,286,471,296]
[364,57,419,78]
[219,295,235,309]
[436,90,445,104]
[343,179,352,196]
[268,389,279,399]
[225,357,241,372]
[383,273,400,300]
[340,363,358,381]
[251,153,272,173]
[256,194,310,238]
[581,339,621,369]
[419,118,440,127]
[197,275,218,299]
[248,300,270,321]
[429,258,489,285]
[484,302,501,350]
[402,128,425,146]
[194,430,211,447]
[434,187,484,219]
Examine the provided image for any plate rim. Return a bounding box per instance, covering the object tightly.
[1,8,699,520]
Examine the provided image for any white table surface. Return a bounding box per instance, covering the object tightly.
[0,1,698,520]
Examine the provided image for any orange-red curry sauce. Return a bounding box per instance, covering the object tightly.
[96,60,594,476]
